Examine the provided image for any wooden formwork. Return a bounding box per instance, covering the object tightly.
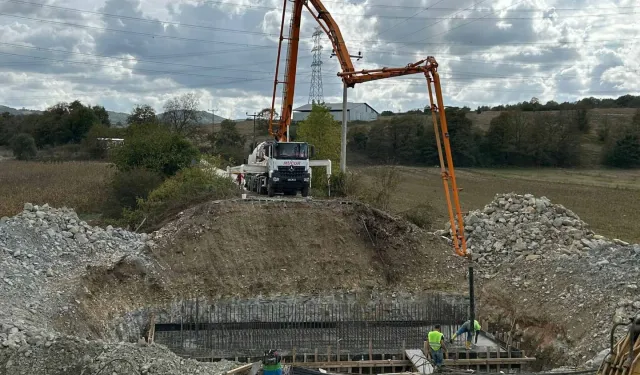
[214,340,535,375]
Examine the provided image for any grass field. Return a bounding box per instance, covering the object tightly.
[0,160,113,218]
[357,166,640,243]
[1,159,638,244]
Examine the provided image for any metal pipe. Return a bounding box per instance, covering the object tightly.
[469,262,476,344]
[340,82,347,172]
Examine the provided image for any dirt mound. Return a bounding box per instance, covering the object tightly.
[145,199,467,298]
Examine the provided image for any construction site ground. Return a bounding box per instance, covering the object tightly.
[0,183,638,374]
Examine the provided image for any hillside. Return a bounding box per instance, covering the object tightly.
[0,105,227,127]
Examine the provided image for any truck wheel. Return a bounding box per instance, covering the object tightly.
[301,185,309,197]
[267,181,275,197]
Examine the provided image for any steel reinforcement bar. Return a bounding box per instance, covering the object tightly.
[153,296,471,359]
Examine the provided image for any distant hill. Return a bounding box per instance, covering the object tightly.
[0,105,41,116]
[0,105,226,127]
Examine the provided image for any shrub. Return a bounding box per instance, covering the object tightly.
[402,203,434,229]
[10,133,37,160]
[102,168,164,219]
[110,123,200,177]
[122,166,237,231]
[329,171,362,197]
[360,166,402,211]
[603,133,640,168]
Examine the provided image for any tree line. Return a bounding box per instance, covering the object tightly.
[0,93,247,162]
[349,107,640,169]
[380,94,640,117]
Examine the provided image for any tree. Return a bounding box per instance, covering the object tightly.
[10,133,37,160]
[603,111,640,168]
[127,104,157,126]
[296,104,340,188]
[92,105,111,127]
[208,119,246,162]
[213,120,246,148]
[297,104,340,161]
[161,93,202,135]
[572,108,589,133]
[66,103,99,143]
[111,123,200,177]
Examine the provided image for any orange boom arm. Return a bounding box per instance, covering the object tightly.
[267,0,468,258]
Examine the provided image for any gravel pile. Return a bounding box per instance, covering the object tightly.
[440,193,639,366]
[0,203,240,375]
[439,192,635,263]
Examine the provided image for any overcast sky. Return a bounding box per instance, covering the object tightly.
[0,0,638,119]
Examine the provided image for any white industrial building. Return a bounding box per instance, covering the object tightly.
[292,102,379,123]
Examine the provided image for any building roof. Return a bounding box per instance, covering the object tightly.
[293,102,378,114]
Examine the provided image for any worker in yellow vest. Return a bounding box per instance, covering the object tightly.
[427,324,446,371]
[451,319,481,350]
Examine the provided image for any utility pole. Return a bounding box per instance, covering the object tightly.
[341,84,347,173]
[209,101,219,136]
[246,111,258,149]
[332,50,362,173]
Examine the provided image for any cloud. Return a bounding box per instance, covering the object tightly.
[0,0,637,119]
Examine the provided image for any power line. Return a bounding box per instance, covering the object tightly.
[1,44,637,85]
[0,41,316,75]
[2,11,635,52]
[386,0,490,41]
[1,48,634,86]
[374,0,448,36]
[197,0,640,12]
[0,12,275,48]
[4,0,636,23]
[414,0,528,43]
[2,0,635,48]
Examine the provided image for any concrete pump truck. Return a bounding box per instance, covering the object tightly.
[228,0,470,261]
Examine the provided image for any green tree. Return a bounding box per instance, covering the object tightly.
[92,105,111,127]
[297,104,340,162]
[213,120,246,148]
[111,123,199,177]
[604,133,640,168]
[102,168,164,219]
[161,93,202,135]
[127,104,158,126]
[573,108,589,133]
[603,111,640,168]
[66,103,99,143]
[208,119,246,162]
[10,133,37,160]
[296,104,340,189]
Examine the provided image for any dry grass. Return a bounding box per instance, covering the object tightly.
[0,160,114,217]
[357,166,640,243]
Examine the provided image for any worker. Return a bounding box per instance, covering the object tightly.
[262,349,282,375]
[450,319,481,349]
[427,324,446,371]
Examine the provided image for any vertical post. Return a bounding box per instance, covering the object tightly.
[340,82,347,172]
[469,261,476,344]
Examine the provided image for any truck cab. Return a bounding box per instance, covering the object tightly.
[247,141,315,197]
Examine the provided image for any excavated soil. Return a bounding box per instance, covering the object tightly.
[148,200,467,297]
[67,199,467,342]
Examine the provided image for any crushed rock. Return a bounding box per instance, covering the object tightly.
[0,203,240,374]
[439,193,639,367]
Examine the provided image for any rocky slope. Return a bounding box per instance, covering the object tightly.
[439,193,639,367]
[0,203,238,374]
